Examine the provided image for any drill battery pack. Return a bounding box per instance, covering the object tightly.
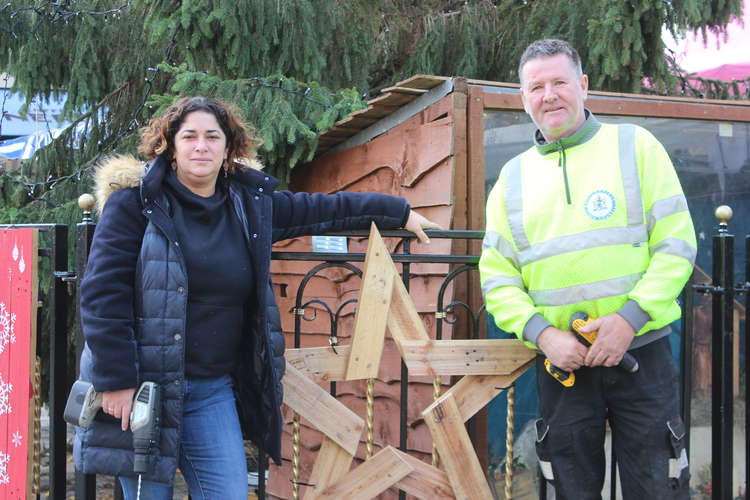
[63,380,102,428]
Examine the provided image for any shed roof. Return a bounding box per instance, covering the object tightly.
[316,75,452,156]
[316,74,750,156]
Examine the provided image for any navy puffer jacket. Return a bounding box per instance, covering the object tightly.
[73,155,409,482]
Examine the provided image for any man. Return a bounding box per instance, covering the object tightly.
[479,39,695,499]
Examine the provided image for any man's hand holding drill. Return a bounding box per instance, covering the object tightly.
[578,313,635,368]
[537,326,588,372]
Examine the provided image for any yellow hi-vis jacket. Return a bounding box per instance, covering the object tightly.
[479,113,696,349]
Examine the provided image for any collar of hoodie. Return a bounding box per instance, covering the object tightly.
[533,110,601,154]
[532,110,601,205]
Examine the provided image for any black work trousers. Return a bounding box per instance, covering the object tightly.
[535,336,690,500]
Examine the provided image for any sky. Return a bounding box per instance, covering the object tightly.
[664,0,750,73]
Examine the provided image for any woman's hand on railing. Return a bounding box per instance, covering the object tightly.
[404,210,443,244]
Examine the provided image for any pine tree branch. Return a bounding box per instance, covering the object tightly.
[1,1,129,38]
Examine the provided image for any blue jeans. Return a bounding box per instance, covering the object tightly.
[119,375,248,500]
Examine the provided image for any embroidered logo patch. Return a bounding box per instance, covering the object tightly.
[584,190,616,220]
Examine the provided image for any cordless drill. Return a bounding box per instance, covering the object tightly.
[130,382,161,473]
[544,312,640,386]
[544,358,575,387]
[569,312,639,373]
[64,380,161,473]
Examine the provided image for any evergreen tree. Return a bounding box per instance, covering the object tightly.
[0,0,743,218]
[0,0,743,402]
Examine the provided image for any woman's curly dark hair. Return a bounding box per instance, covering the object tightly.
[138,96,261,173]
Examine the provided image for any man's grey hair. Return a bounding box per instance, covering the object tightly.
[518,39,583,83]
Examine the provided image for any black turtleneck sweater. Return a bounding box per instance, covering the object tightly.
[164,171,253,378]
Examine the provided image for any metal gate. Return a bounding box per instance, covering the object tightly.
[7,201,748,499]
[683,205,749,500]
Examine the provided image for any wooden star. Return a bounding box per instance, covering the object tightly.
[283,224,534,499]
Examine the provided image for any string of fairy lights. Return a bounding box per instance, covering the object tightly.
[0,1,130,38]
[248,78,332,110]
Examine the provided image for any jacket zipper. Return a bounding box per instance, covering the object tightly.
[557,141,572,205]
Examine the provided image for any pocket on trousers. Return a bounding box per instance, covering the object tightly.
[535,418,555,483]
[666,416,690,491]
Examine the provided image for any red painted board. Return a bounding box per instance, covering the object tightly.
[0,229,38,499]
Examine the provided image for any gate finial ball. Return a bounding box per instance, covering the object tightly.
[714,205,733,224]
[78,193,95,212]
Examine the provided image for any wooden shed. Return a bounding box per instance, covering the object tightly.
[267,75,750,499]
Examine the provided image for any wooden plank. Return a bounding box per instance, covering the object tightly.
[309,446,414,500]
[357,104,399,119]
[481,90,750,122]
[448,79,472,432]
[323,126,359,138]
[307,103,454,196]
[466,84,486,259]
[380,86,429,96]
[423,393,493,500]
[368,92,419,108]
[472,80,750,106]
[286,345,350,382]
[347,105,382,119]
[402,109,454,187]
[482,91,523,110]
[399,339,535,376]
[345,225,396,380]
[304,437,355,499]
[393,450,455,500]
[387,276,431,351]
[283,361,364,455]
[448,83,475,471]
[588,87,750,106]
[467,78,520,89]
[447,359,535,421]
[325,80,453,156]
[392,74,450,90]
[586,97,750,123]
[317,105,399,150]
[466,83,489,469]
[316,132,341,142]
[335,115,379,130]
[0,229,39,497]
[451,78,469,232]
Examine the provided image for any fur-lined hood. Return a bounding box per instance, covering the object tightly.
[93,154,264,215]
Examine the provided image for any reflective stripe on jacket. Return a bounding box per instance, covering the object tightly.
[479,113,696,349]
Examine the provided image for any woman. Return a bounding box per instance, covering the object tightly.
[73,96,439,499]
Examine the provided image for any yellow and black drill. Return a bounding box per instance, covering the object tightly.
[544,312,640,386]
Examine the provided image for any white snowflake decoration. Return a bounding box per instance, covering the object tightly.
[11,431,22,448]
[0,451,9,484]
[0,374,12,416]
[0,302,16,354]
